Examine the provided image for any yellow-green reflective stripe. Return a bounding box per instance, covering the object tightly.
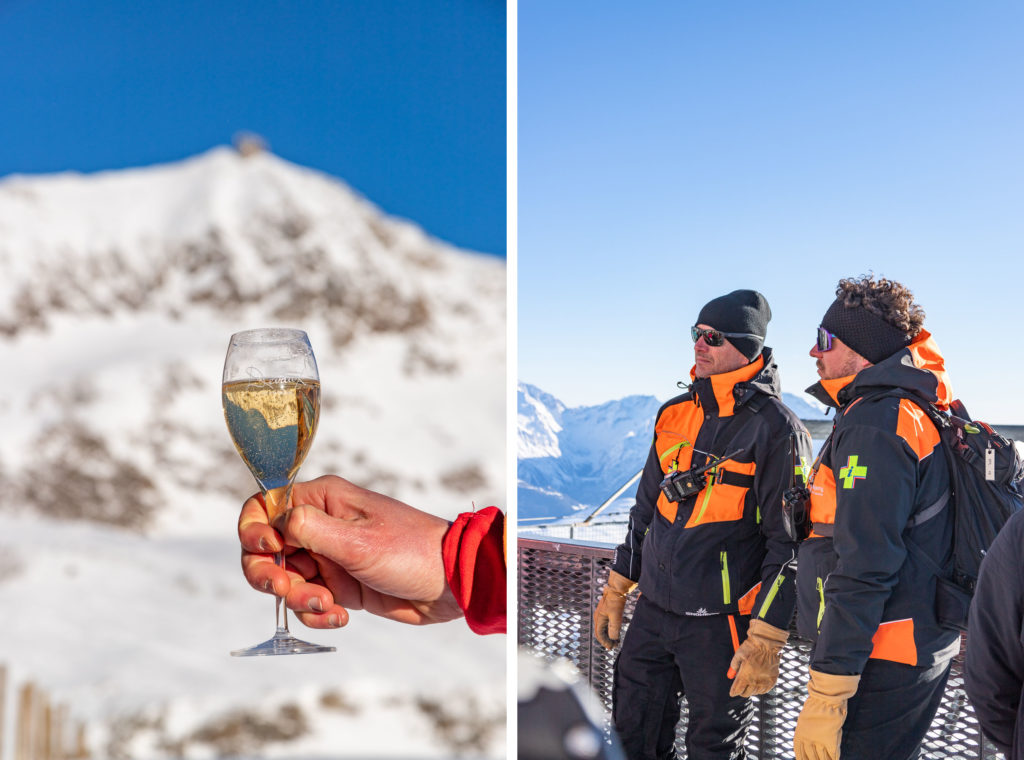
[816,577,826,630]
[757,573,786,619]
[659,441,691,467]
[756,505,761,524]
[693,470,716,524]
[721,550,731,605]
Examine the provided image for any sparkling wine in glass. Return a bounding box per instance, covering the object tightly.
[222,328,336,656]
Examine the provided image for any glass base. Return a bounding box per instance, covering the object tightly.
[231,628,336,657]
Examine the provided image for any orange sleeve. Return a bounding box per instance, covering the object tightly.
[441,506,507,635]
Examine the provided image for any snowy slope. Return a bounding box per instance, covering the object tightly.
[517,383,828,523]
[0,148,505,759]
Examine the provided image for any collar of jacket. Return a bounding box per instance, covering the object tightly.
[805,329,952,411]
[688,353,766,417]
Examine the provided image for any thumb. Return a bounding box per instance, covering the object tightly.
[273,503,358,563]
[728,649,745,679]
[607,613,622,641]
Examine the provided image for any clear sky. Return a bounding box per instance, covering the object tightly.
[0,0,506,256]
[518,2,1024,422]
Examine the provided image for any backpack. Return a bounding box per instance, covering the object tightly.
[902,396,1024,631]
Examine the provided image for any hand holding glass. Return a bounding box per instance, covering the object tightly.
[222,328,335,656]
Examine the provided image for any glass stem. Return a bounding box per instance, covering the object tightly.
[264,482,295,634]
[275,550,289,632]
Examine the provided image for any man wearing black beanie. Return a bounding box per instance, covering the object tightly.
[793,275,958,760]
[594,289,812,760]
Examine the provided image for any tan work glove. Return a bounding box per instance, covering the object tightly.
[593,570,637,650]
[727,618,789,697]
[793,669,861,760]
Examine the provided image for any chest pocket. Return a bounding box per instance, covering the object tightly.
[684,458,757,527]
[655,431,695,522]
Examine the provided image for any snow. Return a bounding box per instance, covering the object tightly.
[0,148,506,759]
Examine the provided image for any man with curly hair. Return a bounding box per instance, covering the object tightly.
[792,275,959,760]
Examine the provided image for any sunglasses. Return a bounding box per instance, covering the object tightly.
[691,326,762,348]
[816,326,836,352]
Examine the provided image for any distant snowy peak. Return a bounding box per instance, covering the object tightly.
[0,147,504,349]
[783,392,830,420]
[517,383,564,459]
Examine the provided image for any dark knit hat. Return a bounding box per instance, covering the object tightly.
[696,289,771,361]
[820,298,912,364]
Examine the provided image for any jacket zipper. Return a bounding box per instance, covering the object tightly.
[816,576,826,630]
[693,467,717,524]
[720,549,731,605]
[659,440,691,467]
[757,550,796,619]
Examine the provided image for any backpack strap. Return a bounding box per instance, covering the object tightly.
[886,392,956,532]
[840,388,955,532]
[907,490,950,528]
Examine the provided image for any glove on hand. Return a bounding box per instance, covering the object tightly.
[593,570,637,650]
[793,669,861,760]
[727,618,789,697]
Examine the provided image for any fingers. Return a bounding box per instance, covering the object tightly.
[728,651,750,697]
[314,555,367,611]
[729,674,753,699]
[293,606,350,629]
[240,551,293,597]
[729,669,770,699]
[238,493,283,554]
[283,582,348,628]
[356,591,439,626]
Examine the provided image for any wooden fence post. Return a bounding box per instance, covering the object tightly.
[3,674,88,760]
[54,704,67,760]
[0,664,7,760]
[40,696,52,760]
[15,682,33,760]
[73,722,88,759]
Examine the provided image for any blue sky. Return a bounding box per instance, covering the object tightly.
[518,2,1024,422]
[0,0,506,256]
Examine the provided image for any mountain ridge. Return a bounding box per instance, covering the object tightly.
[0,148,505,758]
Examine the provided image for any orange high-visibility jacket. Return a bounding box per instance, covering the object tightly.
[797,330,960,674]
[612,349,811,632]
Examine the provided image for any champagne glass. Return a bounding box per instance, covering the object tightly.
[222,328,336,656]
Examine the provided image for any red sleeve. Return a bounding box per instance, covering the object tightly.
[442,506,506,635]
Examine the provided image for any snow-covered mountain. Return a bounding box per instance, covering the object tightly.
[517,383,828,523]
[0,147,505,759]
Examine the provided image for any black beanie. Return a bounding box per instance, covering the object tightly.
[820,298,912,363]
[696,289,771,361]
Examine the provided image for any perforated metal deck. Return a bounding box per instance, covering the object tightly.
[518,535,1003,759]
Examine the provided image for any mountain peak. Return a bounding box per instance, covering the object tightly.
[0,148,504,349]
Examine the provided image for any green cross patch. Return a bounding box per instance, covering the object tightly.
[839,455,868,489]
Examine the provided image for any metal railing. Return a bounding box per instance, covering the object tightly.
[517,534,1003,760]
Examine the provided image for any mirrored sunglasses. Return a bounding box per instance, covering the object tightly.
[816,326,836,352]
[691,326,762,348]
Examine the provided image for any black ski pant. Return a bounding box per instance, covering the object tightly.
[839,656,953,760]
[612,595,753,760]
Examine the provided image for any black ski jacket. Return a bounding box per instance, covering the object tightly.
[966,507,1024,759]
[612,349,811,631]
[797,330,960,675]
